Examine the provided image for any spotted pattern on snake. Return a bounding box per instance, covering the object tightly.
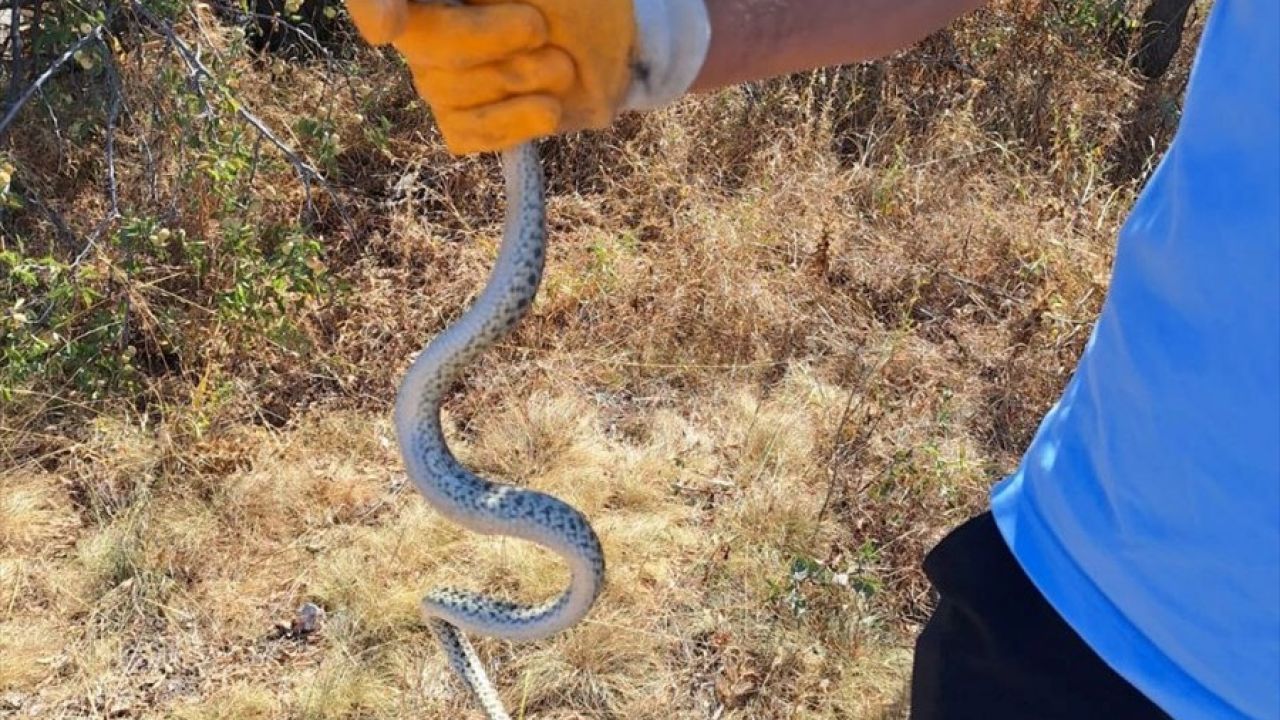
[393,143,607,718]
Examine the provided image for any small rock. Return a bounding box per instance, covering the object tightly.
[292,602,325,636]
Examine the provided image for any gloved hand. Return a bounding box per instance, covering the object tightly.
[345,0,710,155]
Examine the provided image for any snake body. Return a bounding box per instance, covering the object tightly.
[394,143,605,718]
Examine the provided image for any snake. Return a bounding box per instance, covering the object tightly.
[393,142,605,719]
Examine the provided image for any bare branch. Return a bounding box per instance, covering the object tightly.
[26,0,42,85]
[131,1,350,229]
[101,36,123,219]
[6,0,24,112]
[0,24,103,141]
[122,97,159,204]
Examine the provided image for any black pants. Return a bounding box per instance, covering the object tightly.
[909,512,1172,720]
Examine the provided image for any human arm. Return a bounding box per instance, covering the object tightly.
[345,0,987,154]
[692,0,987,92]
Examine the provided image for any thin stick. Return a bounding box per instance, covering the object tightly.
[812,349,893,536]
[0,24,102,140]
[5,0,23,112]
[101,35,123,219]
[26,0,41,86]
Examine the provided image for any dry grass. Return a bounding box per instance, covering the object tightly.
[0,1,1206,717]
[5,387,924,718]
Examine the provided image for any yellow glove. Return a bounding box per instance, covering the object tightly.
[348,0,633,155]
[346,0,710,155]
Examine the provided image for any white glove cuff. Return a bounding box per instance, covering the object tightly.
[623,0,711,111]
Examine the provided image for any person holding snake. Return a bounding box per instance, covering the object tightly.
[342,0,1279,718]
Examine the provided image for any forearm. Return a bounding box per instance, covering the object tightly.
[691,0,986,92]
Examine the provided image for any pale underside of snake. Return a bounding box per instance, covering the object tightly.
[393,142,604,719]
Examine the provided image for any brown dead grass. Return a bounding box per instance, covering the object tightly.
[0,1,1206,717]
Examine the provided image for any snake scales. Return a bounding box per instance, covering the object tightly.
[393,143,604,718]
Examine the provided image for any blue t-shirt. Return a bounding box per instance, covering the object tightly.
[990,2,1280,718]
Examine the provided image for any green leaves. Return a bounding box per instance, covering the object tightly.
[1,2,347,407]
[214,224,330,327]
[1,212,333,401]
[0,245,129,399]
[293,116,342,174]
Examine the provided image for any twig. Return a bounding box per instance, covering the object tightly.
[941,270,1022,304]
[813,386,860,531]
[25,0,41,85]
[812,349,893,537]
[241,132,263,204]
[68,214,116,270]
[129,102,159,204]
[17,184,76,246]
[0,24,103,140]
[35,80,65,158]
[6,0,23,112]
[101,35,123,219]
[99,32,129,348]
[493,343,791,370]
